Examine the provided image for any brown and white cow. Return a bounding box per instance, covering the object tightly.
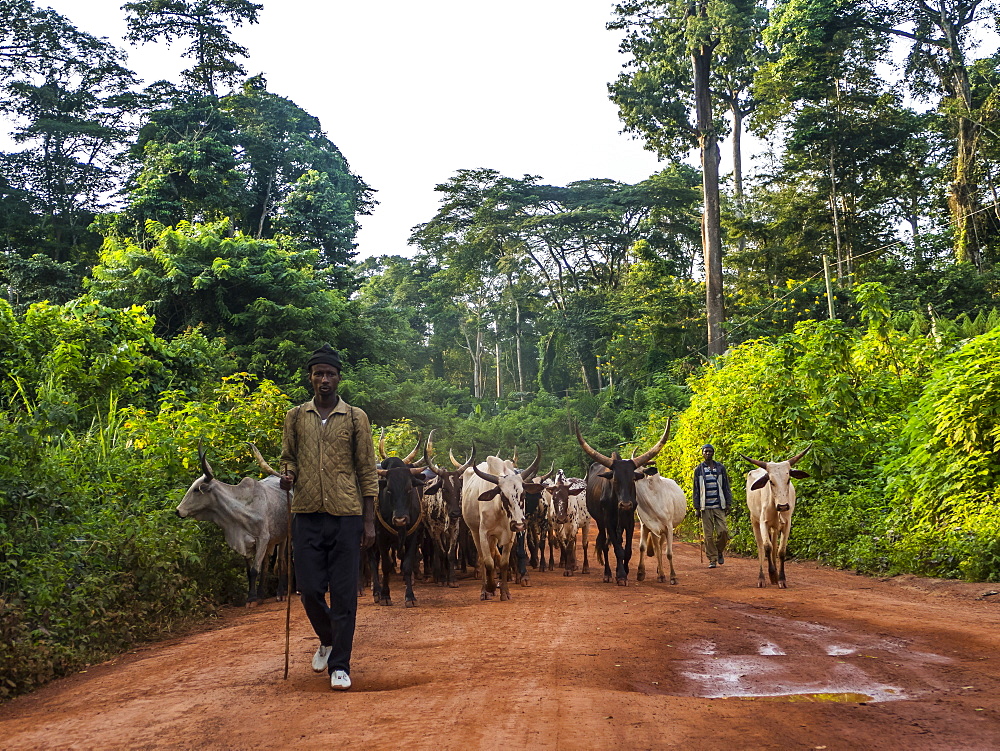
[421,430,475,588]
[634,469,687,584]
[543,470,588,576]
[741,444,812,588]
[461,447,542,601]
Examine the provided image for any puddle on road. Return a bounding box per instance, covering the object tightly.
[678,655,908,702]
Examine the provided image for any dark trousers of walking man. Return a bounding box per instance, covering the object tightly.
[293,513,362,675]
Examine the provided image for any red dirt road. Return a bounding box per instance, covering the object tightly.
[2,543,1000,750]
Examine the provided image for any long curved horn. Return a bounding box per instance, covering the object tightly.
[198,439,214,481]
[247,442,280,477]
[377,428,387,461]
[538,461,556,483]
[450,447,465,469]
[575,423,612,468]
[788,443,813,466]
[511,445,518,466]
[522,443,542,478]
[456,445,476,474]
[473,463,500,486]
[402,431,422,464]
[633,417,672,468]
[424,429,443,475]
[739,453,768,470]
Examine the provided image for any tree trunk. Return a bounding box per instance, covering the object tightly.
[693,43,726,357]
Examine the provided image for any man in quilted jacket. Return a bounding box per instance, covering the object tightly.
[279,344,378,691]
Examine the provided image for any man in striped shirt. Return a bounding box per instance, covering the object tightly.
[693,444,733,569]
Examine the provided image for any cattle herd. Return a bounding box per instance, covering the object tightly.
[176,427,812,606]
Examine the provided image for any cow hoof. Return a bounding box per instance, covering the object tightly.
[636,571,645,582]
[757,580,767,588]
[500,592,510,601]
[617,579,628,587]
[603,575,612,583]
[481,591,492,601]
[563,570,572,577]
[405,600,417,608]
[245,600,261,608]
[520,579,531,587]
[657,575,667,583]
[448,581,459,588]
[582,566,589,574]
[670,578,678,585]
[778,582,787,589]
[381,598,392,606]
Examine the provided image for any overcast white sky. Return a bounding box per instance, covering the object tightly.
[29,0,667,259]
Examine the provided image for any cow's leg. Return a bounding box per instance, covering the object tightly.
[777,520,791,588]
[513,531,530,586]
[581,521,590,574]
[498,542,513,601]
[766,526,780,585]
[596,518,613,582]
[636,525,648,582]
[613,513,635,586]
[245,561,260,607]
[654,532,667,583]
[666,525,678,585]
[446,526,461,588]
[480,531,497,600]
[403,534,418,607]
[752,519,768,587]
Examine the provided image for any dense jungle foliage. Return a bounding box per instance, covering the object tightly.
[2,0,999,699]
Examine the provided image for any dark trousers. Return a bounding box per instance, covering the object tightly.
[293,512,362,675]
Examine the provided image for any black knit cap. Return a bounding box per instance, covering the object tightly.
[306,343,342,372]
[702,443,715,451]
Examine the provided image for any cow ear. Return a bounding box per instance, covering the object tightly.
[790,470,810,479]
[568,486,585,495]
[522,482,544,494]
[423,480,441,495]
[633,472,645,482]
[478,487,501,502]
[750,474,769,490]
[643,466,659,476]
[599,470,613,480]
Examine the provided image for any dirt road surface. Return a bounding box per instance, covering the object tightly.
[2,542,1000,750]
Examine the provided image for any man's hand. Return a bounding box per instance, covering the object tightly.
[695,509,702,519]
[362,496,376,549]
[279,472,294,491]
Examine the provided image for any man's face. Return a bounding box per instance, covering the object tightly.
[702,446,715,462]
[309,364,341,398]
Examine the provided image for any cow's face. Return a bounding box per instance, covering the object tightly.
[177,475,215,519]
[379,458,424,529]
[546,470,584,524]
[749,461,809,510]
[599,458,646,512]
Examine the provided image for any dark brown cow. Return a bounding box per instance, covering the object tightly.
[421,430,475,587]
[576,419,671,586]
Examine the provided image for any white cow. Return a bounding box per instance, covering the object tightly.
[543,471,588,576]
[461,448,543,601]
[634,470,687,584]
[741,445,812,588]
[177,444,288,605]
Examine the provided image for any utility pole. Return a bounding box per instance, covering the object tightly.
[823,255,836,320]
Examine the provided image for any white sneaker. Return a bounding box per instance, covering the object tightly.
[330,670,351,690]
[312,645,332,673]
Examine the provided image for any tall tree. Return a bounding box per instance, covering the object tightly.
[0,0,138,280]
[123,0,262,97]
[610,0,765,356]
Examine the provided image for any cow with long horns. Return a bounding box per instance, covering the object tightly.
[576,419,672,586]
[177,443,288,606]
[421,430,475,587]
[741,444,812,588]
[461,446,543,601]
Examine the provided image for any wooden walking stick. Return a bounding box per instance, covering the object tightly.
[283,463,293,680]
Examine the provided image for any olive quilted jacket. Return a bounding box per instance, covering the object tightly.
[280,398,378,515]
